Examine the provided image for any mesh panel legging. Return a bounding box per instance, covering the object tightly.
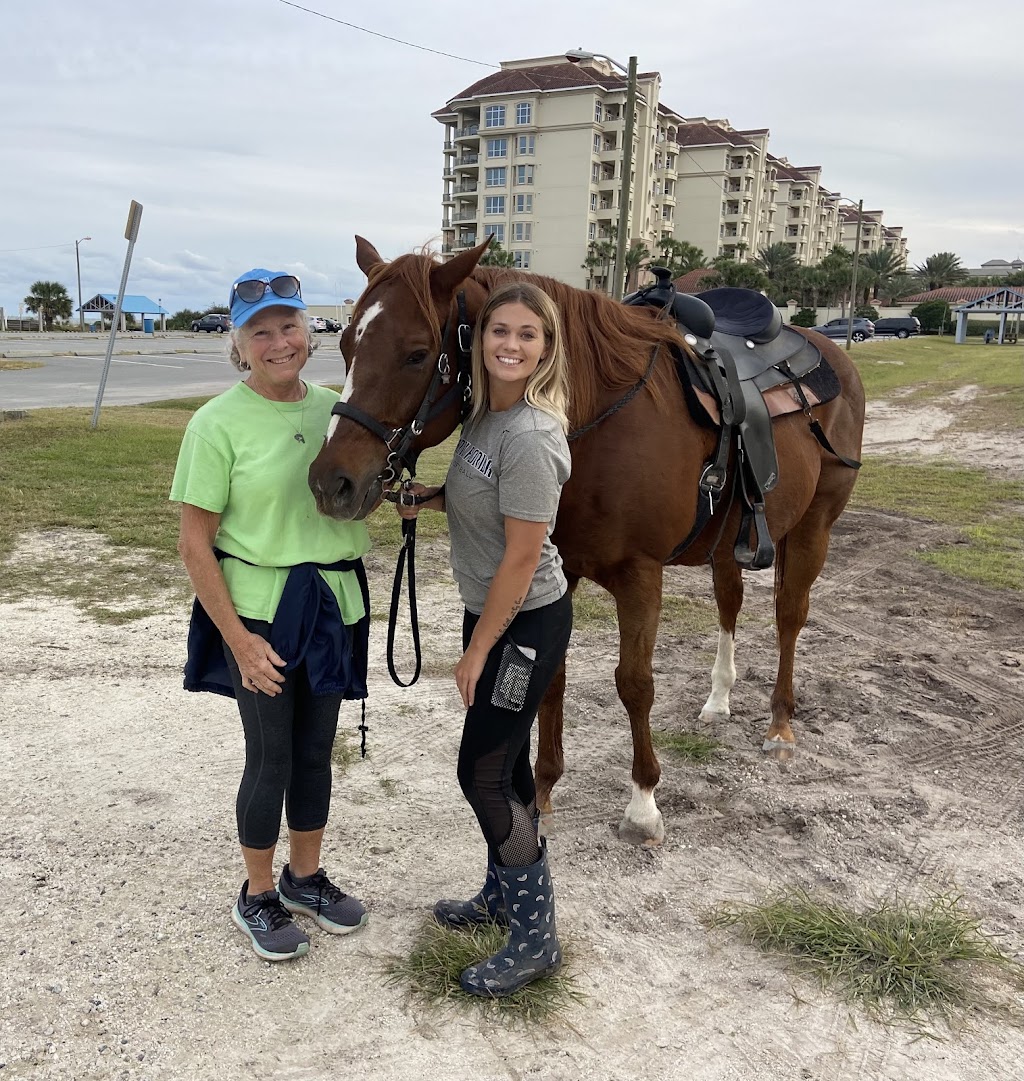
[457,592,573,867]
[223,617,343,850]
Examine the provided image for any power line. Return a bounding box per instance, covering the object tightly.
[0,242,74,255]
[275,1,496,68]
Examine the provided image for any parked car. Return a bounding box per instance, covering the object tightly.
[323,316,343,333]
[191,313,232,333]
[872,316,921,339]
[308,316,327,333]
[810,317,875,342]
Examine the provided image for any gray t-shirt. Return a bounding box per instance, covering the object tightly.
[445,400,571,615]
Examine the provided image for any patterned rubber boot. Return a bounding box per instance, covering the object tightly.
[458,850,561,997]
[433,859,508,929]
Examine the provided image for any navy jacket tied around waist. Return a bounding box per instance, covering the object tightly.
[184,550,370,700]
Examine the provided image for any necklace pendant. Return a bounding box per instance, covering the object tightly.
[294,433,306,443]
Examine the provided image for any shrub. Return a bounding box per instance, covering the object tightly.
[910,300,952,334]
[790,307,818,327]
[854,304,879,320]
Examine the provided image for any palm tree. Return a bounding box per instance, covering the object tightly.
[754,243,800,303]
[860,248,906,301]
[479,240,516,268]
[623,240,650,293]
[581,238,616,292]
[705,254,768,292]
[24,280,73,329]
[654,238,707,277]
[876,272,917,305]
[914,252,968,291]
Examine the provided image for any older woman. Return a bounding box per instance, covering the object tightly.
[170,270,370,962]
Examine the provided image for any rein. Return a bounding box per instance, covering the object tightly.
[332,293,472,687]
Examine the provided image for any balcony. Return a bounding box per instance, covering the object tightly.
[455,153,479,169]
[452,211,476,223]
[443,141,455,152]
[455,124,479,140]
[453,182,478,197]
[442,190,454,205]
[454,234,478,249]
[443,167,455,181]
[442,243,453,254]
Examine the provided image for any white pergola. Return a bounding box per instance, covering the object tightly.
[953,287,1023,344]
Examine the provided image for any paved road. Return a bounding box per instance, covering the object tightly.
[0,332,348,409]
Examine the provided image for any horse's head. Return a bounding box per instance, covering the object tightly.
[308,235,491,520]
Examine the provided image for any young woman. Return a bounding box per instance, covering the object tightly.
[171,270,371,962]
[397,281,573,997]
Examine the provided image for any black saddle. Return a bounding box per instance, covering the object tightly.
[624,269,824,570]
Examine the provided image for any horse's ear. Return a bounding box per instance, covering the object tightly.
[354,236,385,278]
[430,236,493,299]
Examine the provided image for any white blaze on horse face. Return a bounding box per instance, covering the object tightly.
[700,628,736,717]
[340,300,385,405]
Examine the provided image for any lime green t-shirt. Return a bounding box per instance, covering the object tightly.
[169,380,370,624]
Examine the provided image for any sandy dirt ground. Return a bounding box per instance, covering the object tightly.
[2,398,1023,1081]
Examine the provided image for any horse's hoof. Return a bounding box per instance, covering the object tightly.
[699,708,729,724]
[762,738,796,763]
[618,812,665,847]
[538,811,555,839]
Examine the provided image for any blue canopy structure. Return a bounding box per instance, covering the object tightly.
[79,293,169,315]
[952,287,1023,344]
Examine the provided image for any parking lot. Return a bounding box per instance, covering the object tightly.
[0,331,348,409]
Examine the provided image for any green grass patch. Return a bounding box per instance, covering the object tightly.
[571,579,617,628]
[852,456,1024,590]
[653,730,720,763]
[706,889,1023,1033]
[856,337,1023,403]
[0,360,44,371]
[384,917,584,1025]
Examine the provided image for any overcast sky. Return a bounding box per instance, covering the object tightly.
[3,0,1022,318]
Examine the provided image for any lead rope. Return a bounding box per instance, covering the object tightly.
[386,514,421,687]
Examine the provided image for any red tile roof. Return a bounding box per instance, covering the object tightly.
[674,267,717,293]
[434,63,660,113]
[675,122,764,149]
[901,286,1017,304]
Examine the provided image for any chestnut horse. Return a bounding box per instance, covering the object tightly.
[309,237,865,844]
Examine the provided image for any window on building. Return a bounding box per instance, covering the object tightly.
[512,222,532,242]
[513,194,533,213]
[484,196,505,215]
[791,189,803,200]
[512,250,531,268]
[593,133,601,153]
[485,105,506,128]
[594,100,602,122]
[516,135,535,155]
[589,193,597,211]
[592,163,601,183]
[666,153,676,170]
[484,223,506,243]
[515,102,531,125]
[486,138,507,158]
[514,164,534,186]
[589,222,597,240]
[485,167,506,187]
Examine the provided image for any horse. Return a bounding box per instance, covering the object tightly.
[308,236,865,845]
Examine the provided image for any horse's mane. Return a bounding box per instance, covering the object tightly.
[358,251,684,428]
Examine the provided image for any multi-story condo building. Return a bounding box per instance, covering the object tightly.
[839,207,906,262]
[433,54,680,289]
[673,120,771,262]
[433,54,908,288]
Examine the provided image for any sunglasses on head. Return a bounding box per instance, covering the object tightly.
[232,275,302,305]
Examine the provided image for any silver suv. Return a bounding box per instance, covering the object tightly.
[811,317,875,342]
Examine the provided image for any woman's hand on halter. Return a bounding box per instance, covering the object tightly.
[232,631,287,696]
[393,482,443,520]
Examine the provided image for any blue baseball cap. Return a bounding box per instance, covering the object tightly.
[229,268,307,328]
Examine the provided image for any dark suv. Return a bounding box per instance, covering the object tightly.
[873,316,920,339]
[191,313,232,333]
[811,317,875,342]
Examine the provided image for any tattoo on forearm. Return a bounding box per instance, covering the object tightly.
[495,596,525,641]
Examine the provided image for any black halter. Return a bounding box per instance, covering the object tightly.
[330,291,473,492]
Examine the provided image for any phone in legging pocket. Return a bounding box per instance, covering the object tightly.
[491,641,537,711]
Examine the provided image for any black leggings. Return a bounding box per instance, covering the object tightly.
[223,618,343,850]
[457,592,573,868]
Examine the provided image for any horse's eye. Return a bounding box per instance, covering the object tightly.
[406,350,429,366]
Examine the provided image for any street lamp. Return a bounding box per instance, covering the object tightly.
[828,197,863,351]
[75,236,92,331]
[566,48,638,300]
